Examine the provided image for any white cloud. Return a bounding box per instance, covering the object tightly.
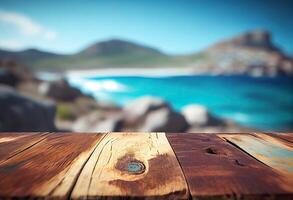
[0,39,23,50]
[0,11,57,40]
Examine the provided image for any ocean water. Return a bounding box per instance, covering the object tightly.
[67,75,293,131]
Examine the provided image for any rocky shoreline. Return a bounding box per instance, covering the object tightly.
[0,64,252,133]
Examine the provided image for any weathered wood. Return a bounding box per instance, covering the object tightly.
[267,132,293,144]
[220,133,293,175]
[0,132,49,162]
[278,133,293,143]
[167,133,293,199]
[0,133,105,198]
[0,132,292,199]
[71,132,188,199]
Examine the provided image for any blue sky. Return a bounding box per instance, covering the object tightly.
[0,0,292,55]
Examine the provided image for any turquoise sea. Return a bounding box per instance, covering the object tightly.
[67,75,293,131]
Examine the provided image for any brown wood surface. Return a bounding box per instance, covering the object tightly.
[0,132,49,162]
[0,132,292,199]
[167,133,293,199]
[0,133,105,198]
[278,133,293,143]
[71,132,188,199]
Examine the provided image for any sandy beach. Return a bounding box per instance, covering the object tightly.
[66,67,197,78]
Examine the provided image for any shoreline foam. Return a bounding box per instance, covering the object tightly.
[66,67,196,78]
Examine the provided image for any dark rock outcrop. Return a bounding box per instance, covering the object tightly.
[139,107,188,132]
[231,30,279,51]
[39,79,84,101]
[0,85,56,131]
[0,60,34,82]
[0,68,20,87]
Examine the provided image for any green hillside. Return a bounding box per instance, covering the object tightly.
[0,39,199,72]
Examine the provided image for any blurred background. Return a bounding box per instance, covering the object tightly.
[0,0,292,133]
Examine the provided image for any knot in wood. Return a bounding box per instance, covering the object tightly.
[127,161,145,174]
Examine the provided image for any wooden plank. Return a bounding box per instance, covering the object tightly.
[278,133,293,143]
[167,133,293,199]
[267,132,293,144]
[0,133,105,198]
[220,133,293,175]
[71,132,188,199]
[0,132,49,162]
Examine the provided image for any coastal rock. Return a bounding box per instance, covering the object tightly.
[0,60,34,82]
[201,30,293,76]
[39,79,83,101]
[73,111,123,132]
[72,96,189,132]
[123,96,170,124]
[233,30,277,51]
[0,85,56,131]
[0,68,19,87]
[56,96,101,121]
[181,104,225,127]
[139,108,188,132]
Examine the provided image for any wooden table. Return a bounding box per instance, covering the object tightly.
[0,132,292,199]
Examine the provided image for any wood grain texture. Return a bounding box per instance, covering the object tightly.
[0,133,105,198]
[220,133,293,175]
[268,132,293,144]
[278,133,293,143]
[167,133,293,199]
[71,132,188,200]
[0,132,49,162]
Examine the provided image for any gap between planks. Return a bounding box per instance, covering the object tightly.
[49,133,109,198]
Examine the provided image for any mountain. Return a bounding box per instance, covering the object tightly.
[78,39,162,57]
[184,30,293,76]
[0,48,60,63]
[214,29,280,51]
[0,30,292,76]
[0,39,177,71]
